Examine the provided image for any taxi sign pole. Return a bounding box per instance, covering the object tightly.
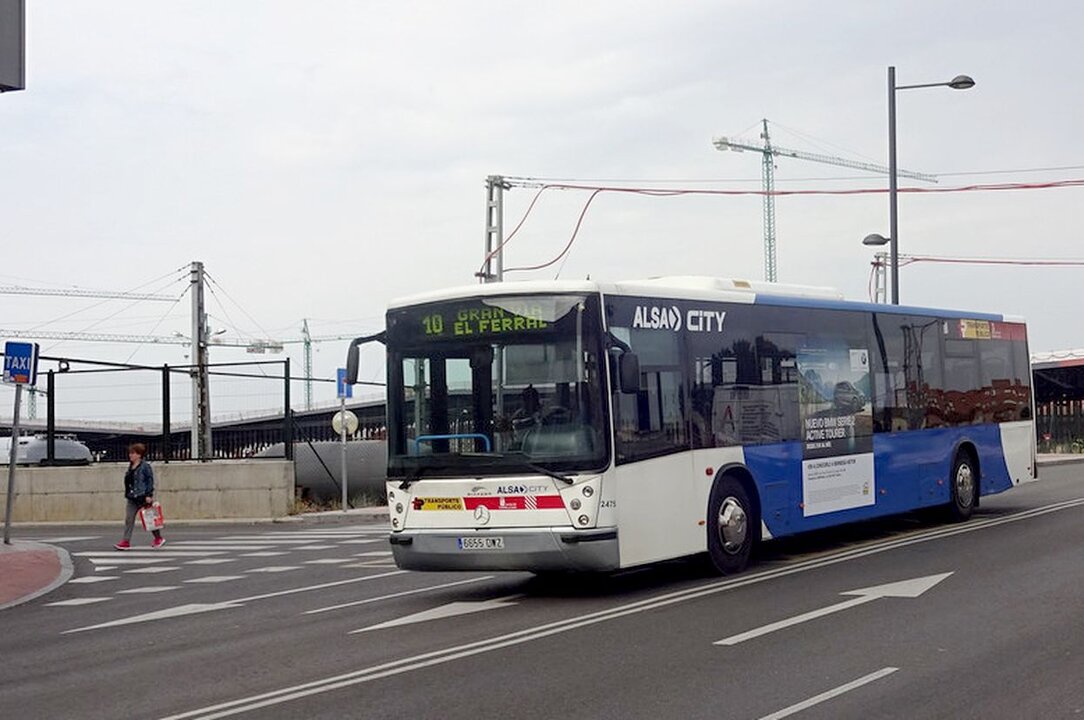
[4,383,22,545]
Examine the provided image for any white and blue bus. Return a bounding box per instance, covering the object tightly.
[345,276,1036,574]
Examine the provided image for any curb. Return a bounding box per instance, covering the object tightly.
[295,507,388,525]
[1036,455,1084,468]
[11,510,389,528]
[0,542,74,612]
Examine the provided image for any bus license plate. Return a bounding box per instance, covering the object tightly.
[458,537,504,551]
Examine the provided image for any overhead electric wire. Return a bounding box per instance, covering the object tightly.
[506,164,1084,187]
[25,265,188,335]
[204,272,275,340]
[123,287,190,364]
[768,120,884,166]
[501,179,1084,277]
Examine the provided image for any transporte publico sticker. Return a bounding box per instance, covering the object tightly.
[413,497,465,511]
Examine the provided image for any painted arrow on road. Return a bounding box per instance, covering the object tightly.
[352,594,524,634]
[715,572,953,646]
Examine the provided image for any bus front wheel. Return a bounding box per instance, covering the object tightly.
[707,476,756,575]
[947,452,978,522]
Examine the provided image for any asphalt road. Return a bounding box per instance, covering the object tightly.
[2,466,1083,720]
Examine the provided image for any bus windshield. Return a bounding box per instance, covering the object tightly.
[385,293,609,478]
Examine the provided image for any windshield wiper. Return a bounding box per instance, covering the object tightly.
[398,463,437,491]
[502,453,574,485]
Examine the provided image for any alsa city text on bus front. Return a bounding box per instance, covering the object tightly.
[632,306,726,333]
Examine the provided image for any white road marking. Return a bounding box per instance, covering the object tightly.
[64,571,407,634]
[294,545,336,550]
[88,558,171,566]
[32,536,101,543]
[47,597,112,607]
[68,576,119,584]
[353,594,524,633]
[117,586,180,594]
[758,667,900,720]
[125,567,181,574]
[156,497,1084,720]
[167,541,276,545]
[65,603,244,631]
[337,539,384,545]
[306,576,494,615]
[185,559,236,566]
[76,551,224,558]
[246,566,301,573]
[341,562,398,569]
[715,573,954,646]
[303,559,354,565]
[239,552,288,557]
[94,566,118,572]
[167,545,273,552]
[185,576,246,584]
[353,551,393,557]
[222,536,370,542]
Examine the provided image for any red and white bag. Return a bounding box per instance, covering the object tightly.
[138,502,165,532]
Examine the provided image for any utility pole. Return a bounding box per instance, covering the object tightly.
[190,261,212,460]
[481,175,507,440]
[872,252,889,304]
[480,175,507,283]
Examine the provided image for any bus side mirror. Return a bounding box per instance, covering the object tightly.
[619,352,640,394]
[345,342,360,385]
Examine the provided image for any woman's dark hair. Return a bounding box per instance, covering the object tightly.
[128,443,147,458]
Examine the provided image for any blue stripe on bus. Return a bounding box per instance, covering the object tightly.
[752,294,1004,321]
[745,424,1013,538]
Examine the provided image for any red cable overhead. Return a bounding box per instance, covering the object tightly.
[499,179,1084,276]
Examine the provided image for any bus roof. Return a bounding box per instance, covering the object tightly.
[388,276,1016,323]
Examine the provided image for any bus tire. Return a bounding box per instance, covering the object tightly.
[947,451,978,522]
[707,475,756,575]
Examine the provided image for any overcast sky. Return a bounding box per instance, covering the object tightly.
[2,1,1082,420]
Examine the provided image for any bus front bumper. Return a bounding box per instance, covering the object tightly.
[388,527,619,572]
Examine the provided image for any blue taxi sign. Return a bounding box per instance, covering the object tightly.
[2,341,39,386]
[336,367,353,399]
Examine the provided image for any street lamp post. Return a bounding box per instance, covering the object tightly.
[885,66,974,304]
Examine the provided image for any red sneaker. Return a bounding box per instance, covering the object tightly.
[151,537,166,549]
[114,540,131,551]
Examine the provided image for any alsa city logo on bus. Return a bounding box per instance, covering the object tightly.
[632,306,726,333]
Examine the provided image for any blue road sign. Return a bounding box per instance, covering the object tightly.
[3,341,39,386]
[336,367,353,399]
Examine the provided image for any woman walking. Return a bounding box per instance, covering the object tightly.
[114,443,165,550]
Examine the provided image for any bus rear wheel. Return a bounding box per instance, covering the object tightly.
[707,476,756,575]
[947,452,978,522]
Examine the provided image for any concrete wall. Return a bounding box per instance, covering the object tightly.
[0,460,295,522]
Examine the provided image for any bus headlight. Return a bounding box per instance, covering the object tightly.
[395,503,404,514]
[578,515,590,526]
[570,499,582,511]
[582,486,594,497]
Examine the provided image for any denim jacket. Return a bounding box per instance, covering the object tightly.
[124,461,155,501]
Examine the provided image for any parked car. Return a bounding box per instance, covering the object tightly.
[0,434,93,465]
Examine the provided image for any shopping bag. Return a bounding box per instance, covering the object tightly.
[138,502,165,532]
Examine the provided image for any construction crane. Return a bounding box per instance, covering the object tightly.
[0,286,179,302]
[0,329,283,420]
[284,320,373,410]
[713,119,937,282]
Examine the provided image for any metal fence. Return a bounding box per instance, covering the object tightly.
[1,354,295,462]
[1036,400,1084,453]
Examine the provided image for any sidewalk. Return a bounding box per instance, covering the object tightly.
[0,541,73,611]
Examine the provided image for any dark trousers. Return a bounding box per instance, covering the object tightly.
[123,499,162,541]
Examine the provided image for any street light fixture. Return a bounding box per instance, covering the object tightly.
[886,66,974,304]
